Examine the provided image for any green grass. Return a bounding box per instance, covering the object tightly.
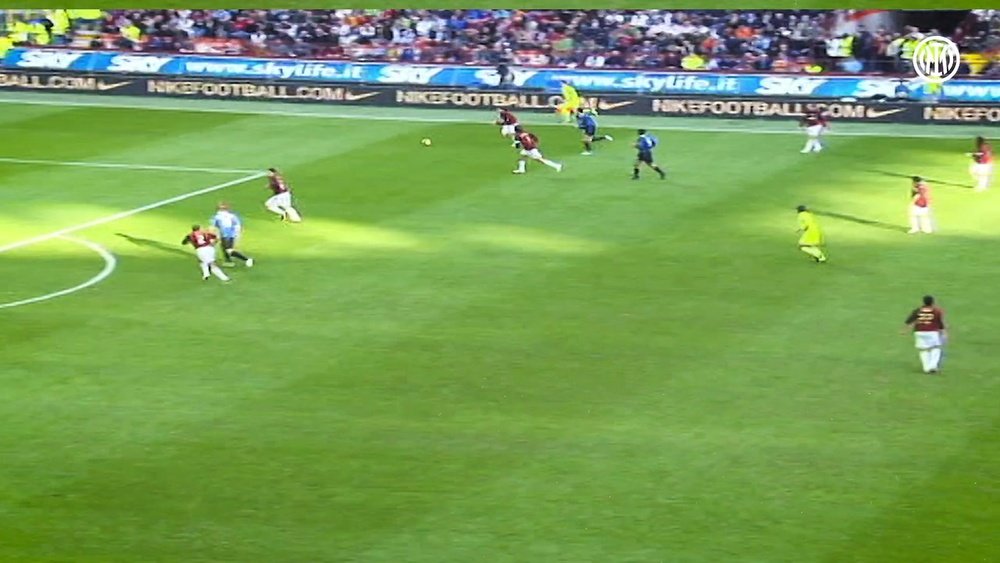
[0,93,997,563]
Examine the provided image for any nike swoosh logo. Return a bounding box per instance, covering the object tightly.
[598,101,634,110]
[345,91,380,101]
[867,108,907,118]
[97,81,132,91]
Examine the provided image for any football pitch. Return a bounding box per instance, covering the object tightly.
[0,92,997,562]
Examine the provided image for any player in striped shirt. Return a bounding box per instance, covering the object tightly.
[211,203,255,267]
[577,109,613,156]
[903,295,947,374]
[181,225,230,282]
[633,129,666,180]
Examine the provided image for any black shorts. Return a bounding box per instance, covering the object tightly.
[637,151,654,164]
[582,125,597,137]
[222,237,235,250]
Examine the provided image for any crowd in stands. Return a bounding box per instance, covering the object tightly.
[1,9,998,76]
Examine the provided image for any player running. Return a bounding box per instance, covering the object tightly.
[496,108,519,139]
[632,129,666,180]
[968,136,993,192]
[796,205,827,263]
[799,109,828,153]
[211,202,255,267]
[513,126,563,174]
[578,108,613,156]
[908,176,933,234]
[556,80,581,124]
[903,295,946,374]
[181,224,230,282]
[265,168,302,223]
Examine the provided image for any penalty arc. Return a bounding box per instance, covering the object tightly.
[0,236,117,310]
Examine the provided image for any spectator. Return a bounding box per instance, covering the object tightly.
[1,8,995,76]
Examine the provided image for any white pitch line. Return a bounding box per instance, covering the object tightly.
[0,156,258,175]
[0,236,116,309]
[0,171,266,255]
[0,96,979,140]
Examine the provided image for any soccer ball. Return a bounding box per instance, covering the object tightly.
[421,138,432,147]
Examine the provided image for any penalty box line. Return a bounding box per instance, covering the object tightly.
[0,156,259,175]
[0,171,267,255]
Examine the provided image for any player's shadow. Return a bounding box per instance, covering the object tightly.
[811,210,909,233]
[864,169,974,190]
[116,233,190,257]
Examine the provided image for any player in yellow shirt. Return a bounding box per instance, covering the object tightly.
[797,205,827,263]
[556,81,581,123]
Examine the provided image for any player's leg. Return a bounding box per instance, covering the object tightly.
[221,238,236,266]
[582,134,593,155]
[645,159,666,179]
[277,193,301,223]
[225,238,251,263]
[802,126,819,153]
[531,150,562,171]
[562,105,577,123]
[514,154,527,174]
[196,248,216,280]
[208,261,231,281]
[928,345,942,372]
[920,209,933,234]
[799,244,826,262]
[908,206,921,234]
[914,333,936,373]
[812,130,824,152]
[265,194,286,220]
[973,164,990,192]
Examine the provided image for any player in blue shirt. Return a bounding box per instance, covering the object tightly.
[633,129,666,180]
[577,108,613,155]
[211,203,255,267]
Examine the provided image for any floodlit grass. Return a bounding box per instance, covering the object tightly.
[0,95,997,562]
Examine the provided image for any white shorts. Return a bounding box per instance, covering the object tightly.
[501,124,517,137]
[267,192,292,209]
[806,125,824,138]
[911,205,930,217]
[196,246,216,264]
[970,162,993,177]
[914,331,942,350]
[520,148,542,159]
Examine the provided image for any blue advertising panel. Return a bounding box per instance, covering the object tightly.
[4,48,998,103]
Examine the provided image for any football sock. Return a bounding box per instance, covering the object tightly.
[516,161,526,172]
[210,264,230,281]
[977,175,989,190]
[199,263,210,278]
[583,141,592,152]
[541,158,560,169]
[632,167,640,179]
[594,136,608,142]
[230,251,249,262]
[918,350,932,372]
[929,347,942,370]
[653,166,666,179]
